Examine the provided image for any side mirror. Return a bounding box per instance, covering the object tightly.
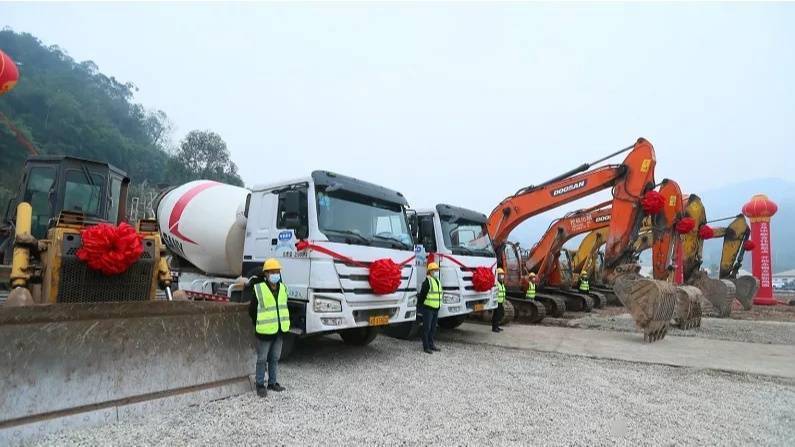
[284,213,301,229]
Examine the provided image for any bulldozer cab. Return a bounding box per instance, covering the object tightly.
[3,156,129,240]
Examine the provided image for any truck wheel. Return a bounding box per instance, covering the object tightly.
[382,320,420,340]
[339,327,379,346]
[279,333,296,360]
[438,314,467,329]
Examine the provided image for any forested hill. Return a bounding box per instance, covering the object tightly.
[0,29,242,209]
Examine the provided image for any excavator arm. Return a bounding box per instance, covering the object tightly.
[718,214,751,279]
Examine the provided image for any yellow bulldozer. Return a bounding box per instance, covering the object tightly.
[0,156,253,445]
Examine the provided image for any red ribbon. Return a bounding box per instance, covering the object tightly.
[295,240,415,295]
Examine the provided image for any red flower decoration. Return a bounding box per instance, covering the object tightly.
[641,191,666,215]
[698,225,715,240]
[368,258,402,295]
[675,217,696,234]
[76,223,144,276]
[471,267,495,292]
[743,240,756,251]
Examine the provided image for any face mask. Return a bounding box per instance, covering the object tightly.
[498,275,504,282]
[268,273,281,284]
[431,271,440,279]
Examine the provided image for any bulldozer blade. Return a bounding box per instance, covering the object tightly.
[673,285,703,330]
[731,275,759,310]
[689,271,736,318]
[0,301,255,444]
[614,274,677,343]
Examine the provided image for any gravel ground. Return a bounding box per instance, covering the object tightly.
[564,313,795,345]
[37,332,795,446]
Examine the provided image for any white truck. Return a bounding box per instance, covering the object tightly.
[157,171,419,352]
[387,204,498,338]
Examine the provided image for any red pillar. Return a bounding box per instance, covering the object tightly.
[742,194,778,305]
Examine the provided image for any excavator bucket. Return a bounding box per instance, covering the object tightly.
[0,301,254,444]
[613,273,677,343]
[689,271,737,318]
[731,275,759,310]
[674,285,703,329]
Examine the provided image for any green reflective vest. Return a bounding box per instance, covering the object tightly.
[425,276,442,309]
[496,282,506,304]
[579,278,590,292]
[526,282,536,299]
[254,282,291,335]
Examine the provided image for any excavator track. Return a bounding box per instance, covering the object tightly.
[689,271,737,318]
[613,273,677,343]
[588,290,607,309]
[551,289,594,313]
[731,275,759,310]
[534,294,567,318]
[506,296,546,324]
[592,285,620,306]
[673,285,703,330]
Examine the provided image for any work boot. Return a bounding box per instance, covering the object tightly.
[430,346,440,352]
[424,348,433,354]
[267,383,286,392]
[256,385,267,398]
[492,328,500,333]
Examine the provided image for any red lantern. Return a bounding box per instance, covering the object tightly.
[641,190,665,215]
[0,49,19,96]
[675,217,696,234]
[368,258,402,295]
[76,223,144,276]
[698,225,715,240]
[743,240,756,251]
[471,267,495,292]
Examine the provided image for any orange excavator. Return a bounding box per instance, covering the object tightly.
[487,138,677,342]
[499,202,612,319]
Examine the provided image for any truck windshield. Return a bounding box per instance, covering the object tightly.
[440,216,495,257]
[316,189,412,250]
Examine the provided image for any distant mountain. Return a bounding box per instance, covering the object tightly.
[506,177,794,273]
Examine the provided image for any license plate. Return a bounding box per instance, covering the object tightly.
[368,315,390,326]
[473,303,484,312]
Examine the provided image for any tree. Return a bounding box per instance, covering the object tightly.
[168,130,244,186]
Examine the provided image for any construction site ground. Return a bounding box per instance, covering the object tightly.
[37,310,795,446]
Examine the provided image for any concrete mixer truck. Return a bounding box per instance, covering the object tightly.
[157,171,419,349]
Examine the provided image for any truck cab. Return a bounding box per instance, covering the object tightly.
[241,171,418,345]
[413,204,498,328]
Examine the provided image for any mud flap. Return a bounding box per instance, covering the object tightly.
[731,276,759,310]
[0,301,254,444]
[613,274,677,343]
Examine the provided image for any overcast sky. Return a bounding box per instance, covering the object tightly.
[3,2,794,242]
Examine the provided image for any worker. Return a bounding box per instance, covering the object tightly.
[247,258,290,397]
[418,262,442,354]
[579,271,590,293]
[526,272,537,300]
[492,268,507,333]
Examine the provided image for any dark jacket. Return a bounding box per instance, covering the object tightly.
[247,276,285,340]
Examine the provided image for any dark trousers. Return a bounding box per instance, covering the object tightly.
[420,305,439,350]
[492,302,504,329]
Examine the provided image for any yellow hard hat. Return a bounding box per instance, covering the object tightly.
[581,271,588,275]
[263,258,282,271]
[529,272,537,278]
[496,268,505,274]
[427,262,440,271]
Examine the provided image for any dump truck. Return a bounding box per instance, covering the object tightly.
[0,156,254,445]
[385,204,499,338]
[157,171,419,352]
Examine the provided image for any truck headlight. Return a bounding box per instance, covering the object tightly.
[408,296,417,307]
[443,294,460,304]
[313,297,342,313]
